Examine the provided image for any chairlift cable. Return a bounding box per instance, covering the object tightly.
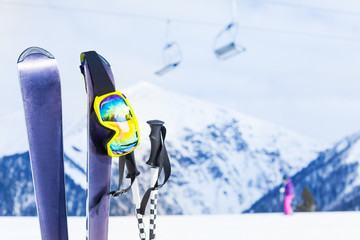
[165,20,171,45]
[2,0,360,43]
[258,0,360,17]
[3,0,360,19]
[4,0,360,18]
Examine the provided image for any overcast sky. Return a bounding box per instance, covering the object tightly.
[1,0,360,143]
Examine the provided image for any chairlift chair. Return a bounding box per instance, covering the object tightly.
[155,42,182,76]
[213,23,246,60]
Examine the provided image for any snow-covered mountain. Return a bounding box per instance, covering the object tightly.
[0,82,325,216]
[245,132,360,213]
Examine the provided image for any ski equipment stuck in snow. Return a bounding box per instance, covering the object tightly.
[122,152,146,240]
[140,120,171,240]
[81,50,142,239]
[18,46,69,240]
[80,51,117,240]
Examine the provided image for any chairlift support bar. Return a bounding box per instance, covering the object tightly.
[165,20,171,45]
[155,20,182,76]
[232,0,238,22]
[155,62,180,76]
[213,0,246,60]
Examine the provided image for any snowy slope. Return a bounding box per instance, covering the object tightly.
[2,212,360,240]
[0,82,325,215]
[246,132,360,213]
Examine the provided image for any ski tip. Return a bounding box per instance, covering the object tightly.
[17,46,55,63]
[80,51,111,67]
[98,54,110,67]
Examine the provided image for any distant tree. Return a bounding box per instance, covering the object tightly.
[296,187,317,212]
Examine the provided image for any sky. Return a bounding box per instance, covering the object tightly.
[1,0,360,143]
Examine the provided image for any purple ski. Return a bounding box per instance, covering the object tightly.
[17,47,69,240]
[80,51,115,240]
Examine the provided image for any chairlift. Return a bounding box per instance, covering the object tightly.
[214,23,246,60]
[155,41,182,76]
[155,20,182,76]
[213,0,246,60]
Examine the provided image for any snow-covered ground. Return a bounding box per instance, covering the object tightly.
[1,212,359,240]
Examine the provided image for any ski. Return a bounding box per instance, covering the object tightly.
[17,47,69,240]
[80,51,115,240]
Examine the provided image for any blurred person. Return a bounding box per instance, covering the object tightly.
[279,176,294,215]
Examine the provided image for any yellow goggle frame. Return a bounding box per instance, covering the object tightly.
[93,91,140,157]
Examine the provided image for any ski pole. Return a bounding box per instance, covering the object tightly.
[142,120,171,240]
[133,179,147,240]
[122,152,147,240]
[147,120,163,240]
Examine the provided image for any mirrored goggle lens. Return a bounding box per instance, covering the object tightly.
[99,94,139,155]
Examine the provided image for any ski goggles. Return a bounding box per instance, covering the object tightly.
[94,91,140,157]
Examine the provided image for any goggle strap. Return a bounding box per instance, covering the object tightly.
[139,126,171,215]
[81,51,115,96]
[96,155,136,215]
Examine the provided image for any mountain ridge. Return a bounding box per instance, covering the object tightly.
[1,81,326,215]
[245,132,360,213]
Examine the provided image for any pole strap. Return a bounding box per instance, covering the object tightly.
[96,156,136,215]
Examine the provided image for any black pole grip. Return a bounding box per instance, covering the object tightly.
[146,120,165,167]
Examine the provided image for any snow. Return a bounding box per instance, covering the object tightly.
[1,212,360,240]
[335,139,350,154]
